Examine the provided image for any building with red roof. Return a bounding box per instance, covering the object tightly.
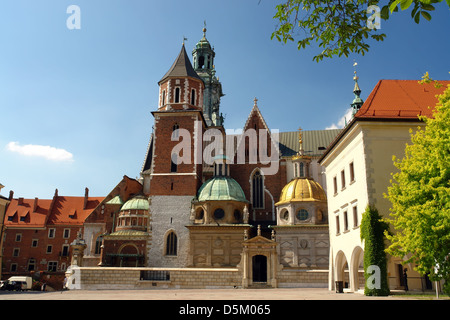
[319,77,448,293]
[1,188,103,289]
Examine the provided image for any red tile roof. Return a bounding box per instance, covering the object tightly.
[356,80,450,120]
[4,194,104,228]
[5,198,51,228]
[46,196,103,225]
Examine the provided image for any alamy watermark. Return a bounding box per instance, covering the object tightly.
[366,265,381,289]
[171,121,280,176]
[367,5,381,30]
[66,5,81,30]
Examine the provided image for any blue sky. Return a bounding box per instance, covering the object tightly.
[1,0,449,198]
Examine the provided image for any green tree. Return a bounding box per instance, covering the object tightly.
[385,79,450,293]
[360,205,390,296]
[271,0,450,62]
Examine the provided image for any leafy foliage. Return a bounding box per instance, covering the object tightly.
[271,0,449,61]
[360,205,390,296]
[385,79,450,291]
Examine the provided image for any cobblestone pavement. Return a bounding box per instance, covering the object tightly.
[0,288,413,300]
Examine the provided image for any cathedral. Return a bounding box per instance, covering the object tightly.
[80,28,341,288]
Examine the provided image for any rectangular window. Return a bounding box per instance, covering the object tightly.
[349,162,355,182]
[335,215,340,235]
[10,264,17,272]
[27,259,36,271]
[333,176,338,194]
[46,245,53,254]
[63,229,70,239]
[31,239,38,247]
[48,261,58,272]
[13,248,20,257]
[48,228,55,238]
[343,211,349,231]
[15,234,22,242]
[353,206,358,227]
[341,170,346,190]
[174,87,180,103]
[61,245,70,257]
[170,154,178,172]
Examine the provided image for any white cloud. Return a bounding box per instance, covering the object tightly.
[326,108,353,130]
[6,142,74,162]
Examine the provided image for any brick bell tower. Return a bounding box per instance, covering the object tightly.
[143,42,207,267]
[150,42,206,196]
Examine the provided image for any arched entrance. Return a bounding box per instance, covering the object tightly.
[335,250,349,291]
[252,255,267,283]
[350,246,364,292]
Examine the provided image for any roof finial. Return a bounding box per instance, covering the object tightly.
[182,36,188,45]
[351,60,364,117]
[203,20,207,37]
[298,127,304,155]
[253,97,258,107]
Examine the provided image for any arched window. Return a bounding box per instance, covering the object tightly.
[198,56,205,69]
[166,231,177,256]
[175,87,180,103]
[94,236,103,255]
[299,162,304,177]
[191,89,196,105]
[252,170,264,209]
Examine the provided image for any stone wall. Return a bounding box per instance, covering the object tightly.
[277,269,328,288]
[76,267,241,290]
[147,195,192,267]
[72,266,328,290]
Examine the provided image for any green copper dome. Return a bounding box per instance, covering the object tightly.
[197,177,247,202]
[121,196,149,211]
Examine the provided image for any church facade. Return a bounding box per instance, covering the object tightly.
[79,29,339,288]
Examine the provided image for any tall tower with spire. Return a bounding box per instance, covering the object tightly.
[192,26,224,127]
[351,70,364,117]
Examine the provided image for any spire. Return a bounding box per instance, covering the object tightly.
[253,97,258,108]
[192,25,224,127]
[351,67,364,117]
[158,44,202,85]
[298,127,304,156]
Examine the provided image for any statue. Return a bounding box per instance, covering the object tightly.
[243,205,249,224]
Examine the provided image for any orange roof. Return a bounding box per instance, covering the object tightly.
[5,198,52,228]
[47,196,103,225]
[4,194,104,228]
[356,80,450,120]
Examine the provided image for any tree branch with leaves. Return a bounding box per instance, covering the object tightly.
[271,0,449,62]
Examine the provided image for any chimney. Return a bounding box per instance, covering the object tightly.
[9,190,14,201]
[18,197,24,205]
[84,187,89,209]
[49,188,58,214]
[33,197,38,212]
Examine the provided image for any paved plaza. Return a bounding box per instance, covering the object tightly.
[0,287,421,300]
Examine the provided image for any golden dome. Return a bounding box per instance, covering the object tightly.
[276,178,326,206]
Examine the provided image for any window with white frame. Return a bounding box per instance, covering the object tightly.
[48,228,56,238]
[48,261,58,272]
[353,205,359,227]
[63,228,70,239]
[349,162,355,183]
